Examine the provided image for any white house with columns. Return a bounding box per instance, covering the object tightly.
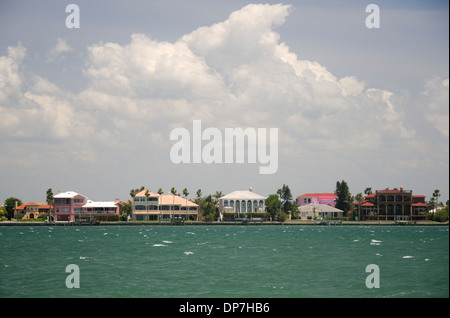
[218,187,266,220]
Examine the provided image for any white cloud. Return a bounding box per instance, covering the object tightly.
[0,44,25,103]
[47,38,72,62]
[422,77,449,138]
[0,3,447,201]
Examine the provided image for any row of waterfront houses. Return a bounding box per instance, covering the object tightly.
[12,186,428,222]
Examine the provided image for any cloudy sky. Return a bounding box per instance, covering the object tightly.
[0,0,448,204]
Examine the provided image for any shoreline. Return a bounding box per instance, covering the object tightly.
[1,221,448,226]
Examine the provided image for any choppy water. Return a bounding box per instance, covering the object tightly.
[0,225,448,298]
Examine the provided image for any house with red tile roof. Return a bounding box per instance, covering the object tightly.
[132,189,199,221]
[14,202,52,219]
[354,187,428,221]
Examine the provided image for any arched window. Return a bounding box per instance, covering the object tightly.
[247,201,252,213]
[387,204,394,215]
[224,200,228,207]
[235,200,240,212]
[241,201,246,213]
[259,200,264,207]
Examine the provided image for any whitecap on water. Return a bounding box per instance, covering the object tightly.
[184,252,194,255]
[403,255,414,259]
[153,244,167,247]
[163,240,173,244]
[370,239,382,245]
[425,258,430,261]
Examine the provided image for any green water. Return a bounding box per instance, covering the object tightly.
[0,225,448,298]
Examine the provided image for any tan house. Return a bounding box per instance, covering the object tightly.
[14,202,52,219]
[132,189,199,221]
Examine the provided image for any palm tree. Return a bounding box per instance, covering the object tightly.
[213,191,223,205]
[145,190,150,221]
[46,188,54,223]
[171,187,177,220]
[156,188,163,223]
[183,188,189,219]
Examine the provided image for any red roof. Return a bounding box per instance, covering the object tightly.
[14,202,52,210]
[412,202,428,207]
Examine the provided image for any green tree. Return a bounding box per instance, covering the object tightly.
[130,186,145,198]
[335,180,353,217]
[278,184,293,213]
[354,193,364,221]
[195,189,202,205]
[213,191,223,205]
[0,206,6,218]
[46,188,54,222]
[364,187,373,195]
[434,206,449,222]
[4,197,22,220]
[265,194,281,221]
[170,187,177,218]
[158,188,163,195]
[183,188,189,212]
[200,195,216,222]
[121,201,132,221]
[290,197,299,219]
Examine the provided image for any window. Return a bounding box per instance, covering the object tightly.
[74,208,82,213]
[224,200,228,207]
[135,205,146,211]
[62,208,69,213]
[74,198,84,203]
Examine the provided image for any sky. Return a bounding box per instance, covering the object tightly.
[0,0,448,204]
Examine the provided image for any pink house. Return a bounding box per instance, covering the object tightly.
[53,191,121,222]
[297,193,338,207]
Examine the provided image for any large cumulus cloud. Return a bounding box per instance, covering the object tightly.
[0,3,448,194]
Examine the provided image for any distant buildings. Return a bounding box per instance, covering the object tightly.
[9,185,433,223]
[131,189,199,221]
[297,193,338,207]
[355,188,428,221]
[53,191,121,222]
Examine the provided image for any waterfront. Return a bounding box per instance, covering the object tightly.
[0,225,448,298]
